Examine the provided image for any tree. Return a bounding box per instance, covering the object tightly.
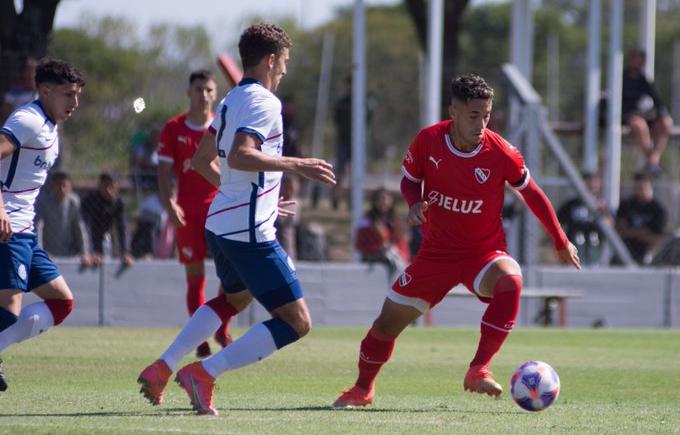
[0,0,60,96]
[404,0,470,117]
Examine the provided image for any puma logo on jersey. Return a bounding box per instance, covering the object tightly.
[177,135,188,144]
[427,190,483,214]
[428,156,443,169]
[474,167,491,184]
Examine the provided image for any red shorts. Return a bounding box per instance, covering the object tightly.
[389,250,520,312]
[175,210,209,264]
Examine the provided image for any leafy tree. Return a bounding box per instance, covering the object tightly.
[0,0,60,96]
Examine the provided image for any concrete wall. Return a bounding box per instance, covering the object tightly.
[26,260,680,329]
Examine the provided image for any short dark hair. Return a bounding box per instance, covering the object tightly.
[189,69,215,85]
[238,23,292,70]
[450,74,493,103]
[50,171,70,184]
[35,57,85,87]
[98,172,116,186]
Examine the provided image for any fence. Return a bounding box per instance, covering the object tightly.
[21,259,680,329]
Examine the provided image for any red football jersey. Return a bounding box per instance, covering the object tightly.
[157,113,218,209]
[401,120,528,260]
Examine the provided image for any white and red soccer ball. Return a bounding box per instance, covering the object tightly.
[510,361,560,411]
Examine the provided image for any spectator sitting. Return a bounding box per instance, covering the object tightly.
[81,173,134,267]
[615,172,667,264]
[275,174,301,259]
[622,49,674,176]
[557,172,612,265]
[34,171,91,267]
[355,187,409,277]
[130,192,173,259]
[0,56,38,123]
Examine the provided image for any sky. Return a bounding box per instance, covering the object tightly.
[53,0,401,49]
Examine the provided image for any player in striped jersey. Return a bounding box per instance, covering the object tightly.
[0,58,85,392]
[138,23,335,415]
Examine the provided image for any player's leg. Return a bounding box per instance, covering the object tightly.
[463,254,522,397]
[649,115,672,166]
[627,114,653,161]
[184,261,213,357]
[175,239,302,415]
[0,290,22,392]
[177,217,213,357]
[137,230,248,406]
[332,298,421,408]
[334,258,453,408]
[0,241,71,355]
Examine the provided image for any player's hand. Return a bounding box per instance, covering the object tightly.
[0,207,12,242]
[80,253,93,268]
[297,158,336,185]
[278,197,297,218]
[122,254,134,268]
[91,253,103,267]
[556,241,581,270]
[407,201,429,226]
[169,202,186,227]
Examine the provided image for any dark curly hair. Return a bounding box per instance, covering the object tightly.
[450,74,493,103]
[35,57,85,87]
[238,23,292,70]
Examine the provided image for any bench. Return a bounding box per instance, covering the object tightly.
[423,285,583,328]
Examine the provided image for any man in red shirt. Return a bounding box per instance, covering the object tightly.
[333,74,580,408]
[157,70,249,357]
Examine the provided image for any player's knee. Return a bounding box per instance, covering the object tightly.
[0,307,18,332]
[226,291,252,312]
[44,298,74,326]
[263,317,304,349]
[493,274,522,297]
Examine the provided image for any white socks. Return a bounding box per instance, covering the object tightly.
[0,302,54,353]
[201,322,277,378]
[160,304,221,370]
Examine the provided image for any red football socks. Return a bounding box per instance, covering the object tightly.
[470,274,522,368]
[355,326,396,390]
[186,275,207,315]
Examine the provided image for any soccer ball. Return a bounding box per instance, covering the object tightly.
[510,361,560,411]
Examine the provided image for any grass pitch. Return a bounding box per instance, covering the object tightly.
[0,327,678,434]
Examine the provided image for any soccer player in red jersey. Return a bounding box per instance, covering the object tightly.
[156,70,250,358]
[333,74,580,408]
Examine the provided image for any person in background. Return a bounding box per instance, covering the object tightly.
[615,172,667,264]
[81,173,134,268]
[355,187,409,278]
[621,49,674,176]
[0,57,38,123]
[34,171,91,266]
[155,69,236,357]
[557,172,611,265]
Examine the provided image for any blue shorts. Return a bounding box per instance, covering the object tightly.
[205,230,302,312]
[0,233,61,292]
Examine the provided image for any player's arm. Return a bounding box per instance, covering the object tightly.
[157,161,185,226]
[0,132,18,241]
[227,132,335,185]
[401,176,428,225]
[192,130,221,188]
[515,176,580,270]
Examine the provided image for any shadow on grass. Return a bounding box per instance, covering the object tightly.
[0,405,526,417]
